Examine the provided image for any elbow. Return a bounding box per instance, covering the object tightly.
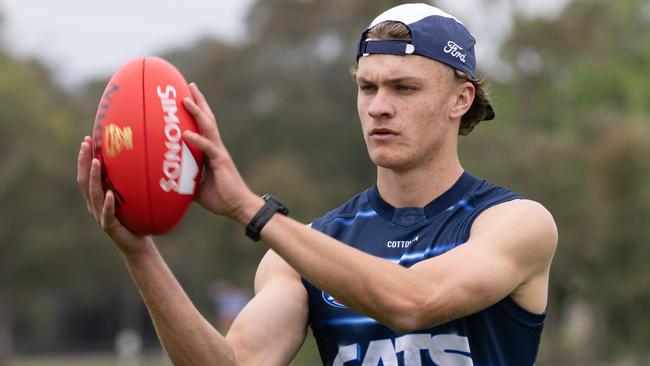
[386,317,422,334]
[380,293,442,334]
[223,349,239,366]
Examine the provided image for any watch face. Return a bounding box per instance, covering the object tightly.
[263,194,289,216]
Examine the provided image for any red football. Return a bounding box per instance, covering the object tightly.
[92,57,204,235]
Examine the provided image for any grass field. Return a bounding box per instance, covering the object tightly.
[10,354,171,366]
[9,335,321,366]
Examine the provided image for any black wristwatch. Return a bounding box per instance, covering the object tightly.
[245,194,289,241]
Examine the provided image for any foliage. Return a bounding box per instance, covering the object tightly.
[478,0,650,362]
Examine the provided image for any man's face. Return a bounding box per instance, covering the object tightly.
[355,54,461,172]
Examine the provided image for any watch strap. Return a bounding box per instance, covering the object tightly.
[245,194,289,241]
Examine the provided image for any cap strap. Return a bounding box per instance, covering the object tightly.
[358,40,415,59]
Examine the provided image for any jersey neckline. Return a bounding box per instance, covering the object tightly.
[367,171,479,224]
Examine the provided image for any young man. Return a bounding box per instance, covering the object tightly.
[77,3,557,366]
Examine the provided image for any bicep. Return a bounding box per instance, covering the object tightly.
[226,250,309,366]
[409,238,521,324]
[409,199,557,325]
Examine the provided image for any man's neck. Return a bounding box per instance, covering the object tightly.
[375,158,464,208]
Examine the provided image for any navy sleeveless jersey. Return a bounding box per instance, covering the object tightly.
[303,172,546,366]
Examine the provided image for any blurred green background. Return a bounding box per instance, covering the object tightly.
[1,0,650,365]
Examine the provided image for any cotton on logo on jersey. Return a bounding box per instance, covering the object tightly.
[157,85,199,195]
[333,334,473,366]
[387,235,420,249]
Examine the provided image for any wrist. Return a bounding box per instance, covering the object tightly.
[232,195,265,226]
[119,236,158,265]
[245,194,289,241]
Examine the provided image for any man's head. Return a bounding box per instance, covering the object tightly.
[356,3,494,136]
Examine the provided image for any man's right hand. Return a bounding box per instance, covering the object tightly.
[181,83,263,225]
[77,133,309,366]
[77,135,154,258]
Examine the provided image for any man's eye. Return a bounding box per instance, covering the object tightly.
[396,85,416,92]
[359,85,376,92]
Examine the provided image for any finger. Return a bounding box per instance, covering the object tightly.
[183,130,221,160]
[88,158,105,221]
[188,82,215,119]
[183,96,223,143]
[77,140,90,190]
[101,190,118,231]
[77,139,93,213]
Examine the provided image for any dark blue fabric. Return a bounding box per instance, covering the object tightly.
[303,172,546,365]
[357,15,477,79]
[359,40,413,57]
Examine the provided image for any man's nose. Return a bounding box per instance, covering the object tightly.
[367,90,395,119]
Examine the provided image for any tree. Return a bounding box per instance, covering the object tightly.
[0,50,80,363]
[474,0,650,363]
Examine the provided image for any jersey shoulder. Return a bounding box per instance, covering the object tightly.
[467,175,520,204]
[311,189,371,230]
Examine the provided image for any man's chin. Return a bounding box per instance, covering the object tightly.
[371,155,409,171]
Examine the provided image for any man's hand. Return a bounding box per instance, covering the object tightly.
[182,83,263,224]
[77,136,154,257]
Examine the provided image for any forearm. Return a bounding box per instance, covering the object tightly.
[121,238,238,366]
[233,200,432,331]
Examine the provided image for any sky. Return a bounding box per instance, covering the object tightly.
[0,0,255,87]
[0,0,569,88]
[438,0,570,79]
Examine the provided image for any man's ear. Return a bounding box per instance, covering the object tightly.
[450,81,475,120]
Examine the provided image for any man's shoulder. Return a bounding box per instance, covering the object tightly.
[462,174,557,259]
[472,198,558,259]
[473,197,556,234]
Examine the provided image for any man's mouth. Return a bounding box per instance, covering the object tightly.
[370,128,398,136]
